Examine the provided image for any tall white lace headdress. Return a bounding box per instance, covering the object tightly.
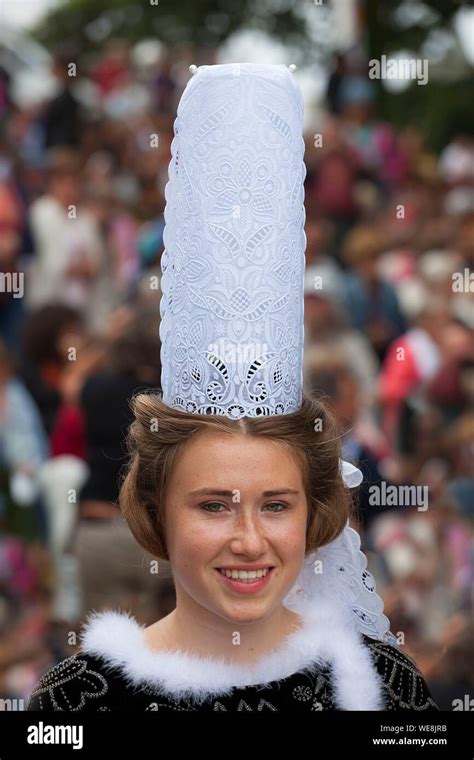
[159,63,396,644]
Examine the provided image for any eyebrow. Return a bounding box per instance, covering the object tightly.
[189,488,300,497]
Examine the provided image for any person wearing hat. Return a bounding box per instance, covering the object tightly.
[28,63,437,712]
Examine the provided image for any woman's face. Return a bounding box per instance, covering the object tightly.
[163,431,308,625]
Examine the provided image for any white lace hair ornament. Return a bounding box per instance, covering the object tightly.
[160,63,397,645]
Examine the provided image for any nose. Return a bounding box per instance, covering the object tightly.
[229,509,268,558]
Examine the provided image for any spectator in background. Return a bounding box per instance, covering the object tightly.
[72,308,175,626]
[0,151,26,352]
[341,224,407,361]
[42,50,83,151]
[444,413,474,525]
[429,618,474,710]
[339,75,408,190]
[0,65,11,120]
[303,271,380,406]
[309,117,360,262]
[152,53,177,116]
[378,311,469,453]
[0,338,48,543]
[439,133,474,188]
[90,39,131,97]
[305,353,391,534]
[325,52,347,116]
[27,149,105,320]
[18,304,85,437]
[378,305,445,452]
[426,319,473,425]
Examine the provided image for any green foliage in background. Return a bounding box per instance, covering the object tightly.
[33,0,473,150]
[366,0,474,147]
[34,0,308,50]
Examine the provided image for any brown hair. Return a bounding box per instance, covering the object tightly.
[119,391,352,561]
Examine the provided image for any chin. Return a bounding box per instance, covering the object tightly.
[216,599,278,626]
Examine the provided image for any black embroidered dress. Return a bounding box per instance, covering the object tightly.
[27,609,438,712]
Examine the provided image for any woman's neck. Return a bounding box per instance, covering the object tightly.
[144,603,303,666]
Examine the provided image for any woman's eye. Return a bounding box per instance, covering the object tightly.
[263,502,288,512]
[200,502,288,513]
[201,502,227,513]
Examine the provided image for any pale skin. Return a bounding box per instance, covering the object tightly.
[143,431,309,665]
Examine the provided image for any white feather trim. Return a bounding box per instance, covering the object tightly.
[79,597,386,709]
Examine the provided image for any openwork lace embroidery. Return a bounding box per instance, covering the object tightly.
[159,64,306,417]
[158,63,395,646]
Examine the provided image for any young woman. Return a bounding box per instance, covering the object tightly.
[27,391,437,711]
[28,62,438,712]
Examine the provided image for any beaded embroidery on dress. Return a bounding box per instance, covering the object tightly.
[27,602,438,711]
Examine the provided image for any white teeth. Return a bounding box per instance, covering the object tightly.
[219,568,271,581]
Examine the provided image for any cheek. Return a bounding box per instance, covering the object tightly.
[276,520,307,562]
[166,510,220,570]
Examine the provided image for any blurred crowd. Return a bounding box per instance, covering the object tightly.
[0,41,472,710]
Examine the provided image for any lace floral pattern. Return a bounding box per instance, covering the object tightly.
[284,522,397,643]
[159,63,307,417]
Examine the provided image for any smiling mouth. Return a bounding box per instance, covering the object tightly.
[216,567,275,583]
